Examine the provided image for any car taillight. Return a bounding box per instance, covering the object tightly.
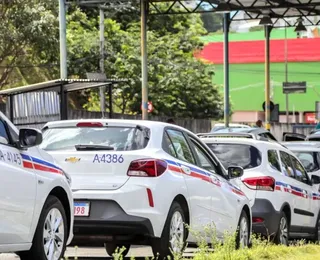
[76,122,103,127]
[242,176,275,191]
[252,217,264,223]
[127,159,168,177]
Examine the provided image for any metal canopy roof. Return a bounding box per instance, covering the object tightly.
[68,0,320,27]
[0,78,128,96]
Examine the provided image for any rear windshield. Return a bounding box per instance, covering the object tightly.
[40,126,149,151]
[206,143,262,170]
[292,151,320,172]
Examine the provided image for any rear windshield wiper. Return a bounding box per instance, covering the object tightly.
[75,144,114,151]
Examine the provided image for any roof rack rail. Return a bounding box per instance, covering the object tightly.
[196,132,255,139]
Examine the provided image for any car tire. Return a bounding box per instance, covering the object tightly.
[152,201,187,259]
[236,210,250,249]
[312,213,320,243]
[274,211,289,246]
[105,243,130,257]
[18,195,68,260]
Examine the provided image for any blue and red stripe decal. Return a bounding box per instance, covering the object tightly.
[312,193,320,201]
[165,159,245,196]
[21,153,63,175]
[275,181,320,199]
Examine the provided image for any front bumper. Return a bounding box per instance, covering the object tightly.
[73,200,154,238]
[251,198,281,237]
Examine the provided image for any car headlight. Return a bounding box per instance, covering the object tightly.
[62,170,72,186]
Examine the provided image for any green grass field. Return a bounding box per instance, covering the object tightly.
[200,28,320,112]
[212,62,320,112]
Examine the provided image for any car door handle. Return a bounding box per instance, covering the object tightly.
[181,165,191,175]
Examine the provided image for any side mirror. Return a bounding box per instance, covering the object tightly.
[19,128,43,148]
[311,175,320,185]
[0,136,8,145]
[228,166,244,179]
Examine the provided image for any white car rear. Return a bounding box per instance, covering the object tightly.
[201,136,320,244]
[0,112,73,260]
[40,119,252,259]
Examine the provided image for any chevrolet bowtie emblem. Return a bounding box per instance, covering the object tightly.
[65,157,81,163]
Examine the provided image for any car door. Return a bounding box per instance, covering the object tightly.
[289,154,315,229]
[165,129,213,235]
[0,118,37,244]
[187,136,239,238]
[279,150,310,229]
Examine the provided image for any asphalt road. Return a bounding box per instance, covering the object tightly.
[0,246,196,259]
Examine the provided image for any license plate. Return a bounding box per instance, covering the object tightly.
[74,202,90,216]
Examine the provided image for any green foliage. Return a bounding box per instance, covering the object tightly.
[0,0,59,88]
[1,1,224,119]
[83,5,224,119]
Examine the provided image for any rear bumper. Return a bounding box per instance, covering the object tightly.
[73,200,154,241]
[251,198,281,237]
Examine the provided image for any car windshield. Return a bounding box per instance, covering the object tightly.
[40,126,149,151]
[292,151,320,172]
[206,143,262,170]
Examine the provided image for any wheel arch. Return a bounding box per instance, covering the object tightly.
[242,204,251,233]
[48,186,71,235]
[172,194,190,226]
[280,202,291,226]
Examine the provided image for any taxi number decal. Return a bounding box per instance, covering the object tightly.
[93,154,124,163]
[0,149,22,165]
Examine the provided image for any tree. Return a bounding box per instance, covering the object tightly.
[82,9,224,118]
[0,0,59,89]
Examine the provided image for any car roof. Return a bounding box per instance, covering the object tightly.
[43,118,196,136]
[281,141,320,151]
[200,137,282,149]
[213,123,250,128]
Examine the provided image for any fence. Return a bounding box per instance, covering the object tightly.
[9,109,212,134]
[1,103,317,140]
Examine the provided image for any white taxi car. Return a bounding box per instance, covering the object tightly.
[40,119,252,259]
[200,134,320,245]
[0,112,73,260]
[282,141,320,191]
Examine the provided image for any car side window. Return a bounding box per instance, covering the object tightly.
[290,155,310,185]
[166,129,195,164]
[189,138,219,174]
[162,131,177,158]
[279,151,295,178]
[268,150,281,172]
[0,120,9,145]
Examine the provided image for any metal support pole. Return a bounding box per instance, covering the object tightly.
[9,95,14,122]
[223,13,230,128]
[109,84,113,118]
[285,25,289,124]
[99,8,106,117]
[141,0,148,120]
[60,84,68,120]
[264,25,272,131]
[59,0,67,79]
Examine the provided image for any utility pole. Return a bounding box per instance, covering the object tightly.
[59,0,67,79]
[141,0,148,120]
[99,8,106,117]
[285,25,289,124]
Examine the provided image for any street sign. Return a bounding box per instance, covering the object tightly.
[262,101,275,112]
[282,82,306,94]
[305,112,317,124]
[141,101,153,113]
